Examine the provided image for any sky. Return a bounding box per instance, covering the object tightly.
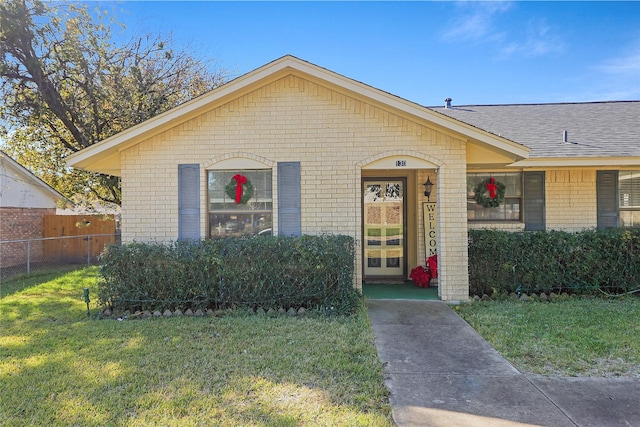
[92,1,640,107]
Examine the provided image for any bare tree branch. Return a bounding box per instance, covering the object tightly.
[0,0,229,206]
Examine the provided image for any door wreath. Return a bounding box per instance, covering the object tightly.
[474,177,505,208]
[225,174,254,204]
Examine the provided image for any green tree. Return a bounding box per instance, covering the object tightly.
[0,0,228,206]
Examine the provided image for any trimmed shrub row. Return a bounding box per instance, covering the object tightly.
[469,228,640,296]
[98,235,359,315]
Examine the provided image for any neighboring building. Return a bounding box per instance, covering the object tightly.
[67,56,640,301]
[1,150,65,267]
[0,150,65,240]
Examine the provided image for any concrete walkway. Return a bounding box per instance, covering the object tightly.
[367,299,640,427]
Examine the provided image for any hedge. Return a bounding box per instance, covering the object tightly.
[468,228,640,296]
[98,235,359,314]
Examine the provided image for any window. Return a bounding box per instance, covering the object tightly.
[467,172,522,221]
[619,170,640,228]
[208,170,272,237]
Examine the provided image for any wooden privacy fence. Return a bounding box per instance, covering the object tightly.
[44,215,116,264]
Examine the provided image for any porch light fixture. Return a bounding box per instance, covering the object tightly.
[423,177,433,201]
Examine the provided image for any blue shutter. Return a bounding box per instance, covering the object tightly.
[597,170,619,229]
[178,164,200,241]
[524,172,545,231]
[278,162,301,236]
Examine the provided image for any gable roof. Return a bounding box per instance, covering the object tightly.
[431,101,640,167]
[66,55,529,176]
[0,150,65,205]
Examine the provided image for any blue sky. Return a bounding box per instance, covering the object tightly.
[85,1,640,106]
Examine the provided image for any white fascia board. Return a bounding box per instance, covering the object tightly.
[509,157,640,168]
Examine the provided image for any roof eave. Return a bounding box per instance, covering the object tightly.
[509,156,640,168]
[67,55,531,174]
[67,56,303,173]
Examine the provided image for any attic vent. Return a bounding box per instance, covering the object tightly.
[563,130,568,143]
[445,98,452,109]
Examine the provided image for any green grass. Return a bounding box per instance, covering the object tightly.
[0,268,393,426]
[457,297,640,377]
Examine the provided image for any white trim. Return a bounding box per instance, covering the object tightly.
[509,157,640,168]
[358,150,443,169]
[362,155,439,170]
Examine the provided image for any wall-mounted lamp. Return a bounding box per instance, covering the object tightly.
[423,177,433,201]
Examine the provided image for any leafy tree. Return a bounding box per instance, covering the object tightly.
[0,0,228,206]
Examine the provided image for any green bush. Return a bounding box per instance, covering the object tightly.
[469,228,640,296]
[98,235,359,314]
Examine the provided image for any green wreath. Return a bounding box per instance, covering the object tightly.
[225,177,254,204]
[474,178,506,208]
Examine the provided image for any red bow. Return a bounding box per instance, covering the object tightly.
[232,174,247,204]
[485,177,498,199]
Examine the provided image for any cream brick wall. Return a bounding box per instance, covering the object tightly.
[120,74,470,300]
[546,169,597,232]
[436,161,469,301]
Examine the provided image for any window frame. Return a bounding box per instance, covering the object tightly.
[467,172,523,222]
[619,170,640,228]
[207,169,273,238]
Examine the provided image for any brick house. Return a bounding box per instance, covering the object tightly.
[1,150,65,267]
[67,56,640,301]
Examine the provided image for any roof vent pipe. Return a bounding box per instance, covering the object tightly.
[563,130,568,143]
[444,98,452,109]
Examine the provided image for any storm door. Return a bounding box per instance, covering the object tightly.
[363,179,406,278]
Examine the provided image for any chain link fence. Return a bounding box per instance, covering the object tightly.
[0,234,120,280]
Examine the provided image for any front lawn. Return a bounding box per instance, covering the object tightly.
[457,297,640,377]
[0,268,393,426]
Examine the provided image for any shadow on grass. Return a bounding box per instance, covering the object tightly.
[0,266,84,298]
[0,269,394,426]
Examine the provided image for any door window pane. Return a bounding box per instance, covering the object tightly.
[363,179,405,278]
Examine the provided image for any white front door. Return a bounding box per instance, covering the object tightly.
[363,179,406,278]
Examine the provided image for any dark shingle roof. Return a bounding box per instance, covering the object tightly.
[430,101,640,159]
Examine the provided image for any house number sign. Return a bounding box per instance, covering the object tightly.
[395,160,407,167]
